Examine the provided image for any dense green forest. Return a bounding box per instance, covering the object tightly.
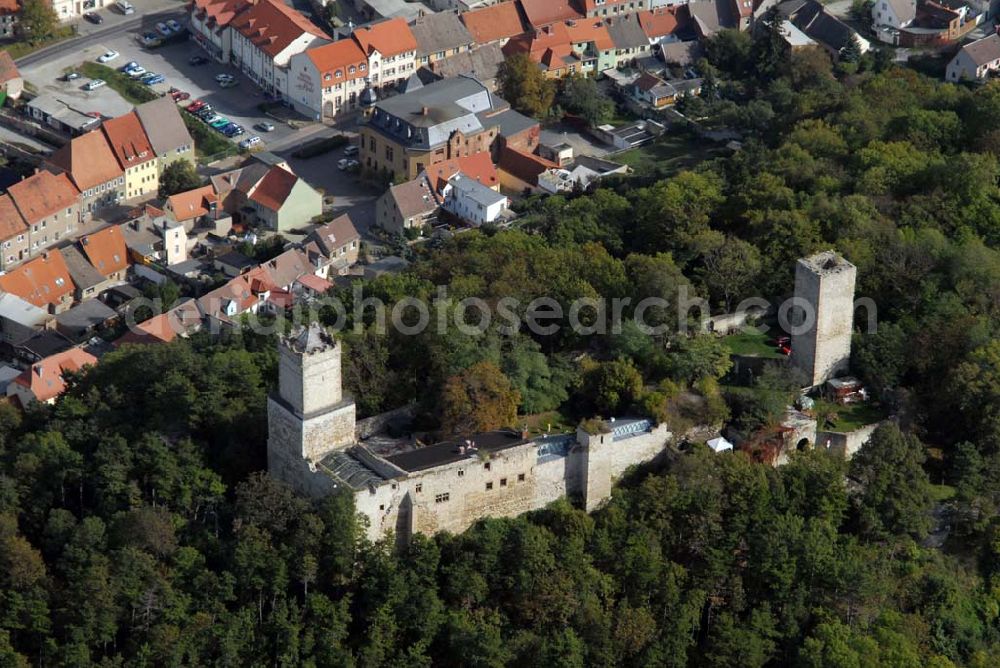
[5,26,1000,666]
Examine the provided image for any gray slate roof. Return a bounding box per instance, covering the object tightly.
[61,245,106,291]
[959,33,1000,66]
[606,12,650,50]
[55,298,117,336]
[410,11,473,57]
[427,42,505,84]
[135,97,193,157]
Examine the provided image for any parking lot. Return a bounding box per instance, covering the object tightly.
[20,28,308,151]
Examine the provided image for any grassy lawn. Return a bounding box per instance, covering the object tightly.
[4,29,76,60]
[814,400,886,432]
[522,410,576,437]
[183,114,238,162]
[80,62,158,105]
[724,330,783,359]
[616,133,729,177]
[928,484,957,503]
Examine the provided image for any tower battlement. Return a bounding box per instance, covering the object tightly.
[791,250,857,387]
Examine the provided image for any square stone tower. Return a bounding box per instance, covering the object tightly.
[268,324,356,487]
[791,251,856,387]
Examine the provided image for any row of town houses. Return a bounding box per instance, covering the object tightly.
[186,0,705,121]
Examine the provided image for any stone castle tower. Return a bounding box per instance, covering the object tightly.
[267,324,356,487]
[791,251,857,387]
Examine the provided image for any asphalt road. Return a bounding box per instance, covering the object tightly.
[14,6,186,68]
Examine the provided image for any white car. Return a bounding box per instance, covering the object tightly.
[343,145,359,157]
[97,50,119,63]
[214,73,235,83]
[84,79,107,90]
[127,66,147,78]
[156,22,171,37]
[239,136,262,149]
[166,19,182,32]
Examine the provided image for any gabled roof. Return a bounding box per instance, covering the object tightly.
[638,8,682,40]
[410,11,473,57]
[230,0,329,59]
[0,194,27,241]
[296,273,334,294]
[101,111,155,169]
[13,347,97,403]
[7,170,80,226]
[61,245,107,291]
[386,173,441,219]
[167,185,217,221]
[425,151,499,193]
[428,42,506,83]
[958,33,1000,67]
[79,225,128,278]
[258,248,310,289]
[497,145,558,187]
[606,12,650,50]
[0,50,19,84]
[687,0,738,37]
[0,251,74,308]
[134,97,194,157]
[884,0,916,22]
[519,0,582,28]
[198,275,258,320]
[565,18,615,51]
[248,165,300,212]
[304,37,368,80]
[309,214,360,257]
[792,0,860,52]
[47,130,123,192]
[117,298,204,345]
[190,0,254,31]
[352,18,417,58]
[460,1,526,44]
[0,0,17,17]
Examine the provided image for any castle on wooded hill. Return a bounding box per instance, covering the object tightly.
[267,324,672,542]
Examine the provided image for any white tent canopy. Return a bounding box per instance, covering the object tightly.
[707,437,734,453]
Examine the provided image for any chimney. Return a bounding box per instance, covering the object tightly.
[421,106,429,116]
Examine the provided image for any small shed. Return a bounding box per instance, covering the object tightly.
[707,436,734,453]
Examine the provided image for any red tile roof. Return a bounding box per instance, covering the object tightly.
[566,19,614,50]
[425,152,499,193]
[0,251,74,308]
[579,0,631,12]
[352,18,417,58]
[7,170,79,225]
[305,37,368,82]
[167,185,217,221]
[198,275,259,320]
[0,194,26,241]
[504,23,581,70]
[498,145,558,187]
[638,8,681,39]
[0,49,19,83]
[230,0,328,59]
[296,272,333,294]
[0,0,18,16]
[79,225,128,278]
[13,347,97,403]
[190,0,254,31]
[461,2,526,44]
[248,166,298,212]
[519,0,582,28]
[47,130,123,192]
[101,111,155,169]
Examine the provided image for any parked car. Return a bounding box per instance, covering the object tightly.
[343,145,359,157]
[97,50,119,63]
[170,90,190,101]
[156,22,171,37]
[214,73,234,83]
[64,71,80,81]
[166,19,182,32]
[254,121,275,133]
[83,79,107,91]
[143,74,166,85]
[139,72,160,83]
[127,67,147,78]
[239,136,262,149]
[209,117,231,129]
[83,11,103,24]
[226,124,245,137]
[120,61,139,72]
[219,79,238,88]
[189,55,209,66]
[186,100,206,112]
[139,32,162,47]
[337,158,350,171]
[196,109,216,120]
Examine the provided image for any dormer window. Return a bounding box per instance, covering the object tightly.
[359,63,366,71]
[324,73,331,80]
[349,66,356,74]
[335,69,342,78]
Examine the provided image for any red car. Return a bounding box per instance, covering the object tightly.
[186,100,205,112]
[171,90,191,101]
